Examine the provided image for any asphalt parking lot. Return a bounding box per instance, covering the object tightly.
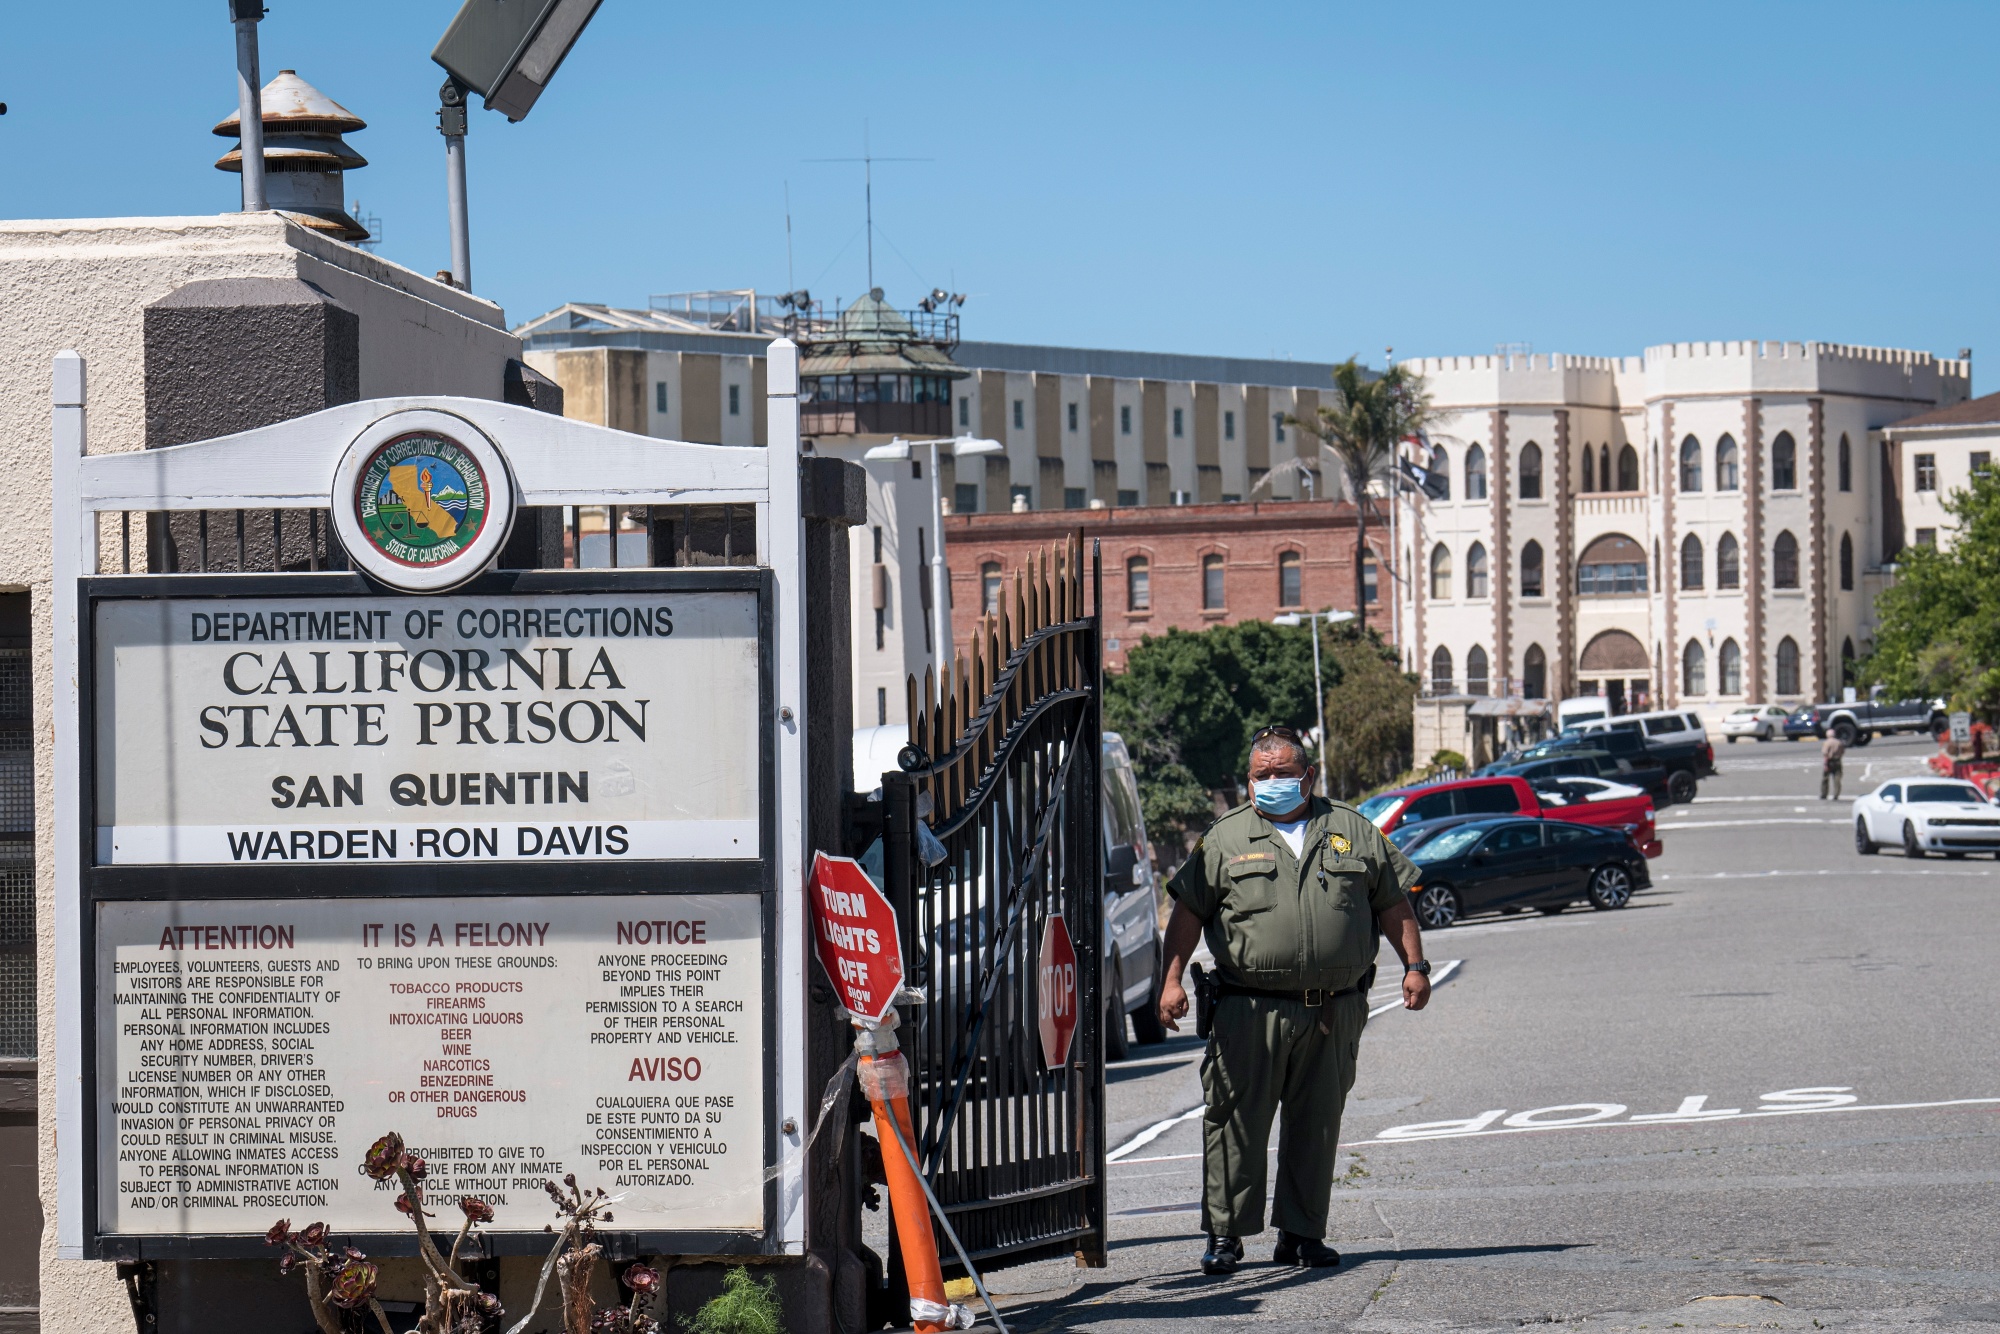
[977,733,2000,1332]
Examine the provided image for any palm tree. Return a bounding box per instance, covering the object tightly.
[1285,358,1437,620]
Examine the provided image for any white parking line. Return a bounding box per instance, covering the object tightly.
[1662,817,1848,830]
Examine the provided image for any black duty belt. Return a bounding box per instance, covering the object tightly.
[1217,976,1368,1008]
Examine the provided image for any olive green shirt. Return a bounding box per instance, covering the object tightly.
[1168,796,1420,992]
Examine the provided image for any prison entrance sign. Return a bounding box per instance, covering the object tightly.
[52,349,814,1261]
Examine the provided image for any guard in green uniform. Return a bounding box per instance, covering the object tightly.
[1157,725,1431,1274]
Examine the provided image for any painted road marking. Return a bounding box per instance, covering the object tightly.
[1105,962,1464,1164]
[1664,818,1849,829]
[1655,867,1999,880]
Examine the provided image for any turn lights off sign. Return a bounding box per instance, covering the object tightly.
[808,852,904,1023]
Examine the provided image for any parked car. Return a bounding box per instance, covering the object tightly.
[1556,696,1612,731]
[1358,774,1659,856]
[1816,692,1947,746]
[1487,734,1675,803]
[1402,816,1653,929]
[1853,777,2000,859]
[1567,710,1716,797]
[1782,704,1822,740]
[1721,704,1792,742]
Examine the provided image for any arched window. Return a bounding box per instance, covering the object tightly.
[1519,442,1543,499]
[1773,530,1800,588]
[1716,434,1739,491]
[1719,637,1743,695]
[1842,637,1856,683]
[1466,645,1490,696]
[1683,639,1707,696]
[1838,433,1852,492]
[1772,431,1797,490]
[1466,542,1489,598]
[1839,532,1854,591]
[1680,435,1703,492]
[1581,445,1596,492]
[1523,644,1547,699]
[1361,548,1378,604]
[1577,533,1648,595]
[1599,444,1611,492]
[1520,540,1545,597]
[981,561,1003,615]
[1776,636,1801,695]
[1465,444,1488,500]
[1201,554,1225,610]
[1680,533,1704,590]
[1125,556,1150,611]
[1277,551,1302,607]
[1429,444,1450,501]
[1430,645,1454,695]
[1616,444,1639,492]
[1716,532,1741,589]
[1430,543,1453,600]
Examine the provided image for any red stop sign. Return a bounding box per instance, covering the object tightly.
[1038,914,1079,1069]
[809,852,905,1023]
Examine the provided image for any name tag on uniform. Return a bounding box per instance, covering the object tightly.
[1227,852,1277,868]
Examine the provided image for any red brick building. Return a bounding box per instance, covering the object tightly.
[945,500,1389,670]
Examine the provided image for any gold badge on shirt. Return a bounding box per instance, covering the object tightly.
[1328,833,1351,855]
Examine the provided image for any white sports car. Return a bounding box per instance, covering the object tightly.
[1854,778,2000,858]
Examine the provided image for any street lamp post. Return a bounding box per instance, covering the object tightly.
[1273,609,1356,797]
[863,435,1005,685]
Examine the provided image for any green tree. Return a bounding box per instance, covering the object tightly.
[1864,470,2000,715]
[1318,624,1419,799]
[1287,358,1438,615]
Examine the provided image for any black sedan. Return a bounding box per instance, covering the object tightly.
[1394,816,1650,929]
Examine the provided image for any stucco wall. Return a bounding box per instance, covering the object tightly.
[0,211,517,1332]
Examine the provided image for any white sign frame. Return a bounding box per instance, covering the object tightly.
[51,343,814,1262]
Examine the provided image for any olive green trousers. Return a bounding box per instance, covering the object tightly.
[1200,989,1368,1239]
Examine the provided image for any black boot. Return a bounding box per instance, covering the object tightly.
[1273,1230,1341,1268]
[1200,1233,1244,1275]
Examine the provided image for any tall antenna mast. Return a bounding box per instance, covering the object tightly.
[806,126,929,294]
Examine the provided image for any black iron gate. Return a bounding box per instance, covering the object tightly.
[881,534,1107,1274]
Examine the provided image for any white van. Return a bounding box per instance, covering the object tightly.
[1557,696,1611,731]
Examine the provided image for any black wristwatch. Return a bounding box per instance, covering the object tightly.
[1404,960,1431,976]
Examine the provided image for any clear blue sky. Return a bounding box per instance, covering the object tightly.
[3,2,1994,375]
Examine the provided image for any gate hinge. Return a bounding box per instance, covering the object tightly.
[117,1259,157,1331]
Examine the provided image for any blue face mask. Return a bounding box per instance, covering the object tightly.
[1253,776,1305,814]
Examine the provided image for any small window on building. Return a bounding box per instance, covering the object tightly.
[1716,435,1739,491]
[1361,548,1378,604]
[1915,454,1937,491]
[877,688,887,726]
[1719,638,1743,695]
[1466,645,1490,696]
[1202,554,1225,609]
[728,383,740,416]
[1466,542,1489,598]
[1839,531,1853,590]
[1776,636,1801,695]
[1915,527,1937,548]
[1063,487,1086,509]
[1973,451,1992,477]
[1012,399,1024,430]
[1173,407,1184,438]
[1067,402,1078,432]
[1680,533,1704,590]
[1581,445,1596,493]
[1278,551,1302,607]
[655,382,669,414]
[1773,530,1800,588]
[1465,445,1488,500]
[1224,410,1236,440]
[954,483,979,515]
[1429,543,1453,600]
[981,562,1003,614]
[1274,413,1286,443]
[1120,405,1132,435]
[1616,444,1639,492]
[1521,539,1545,597]
[1220,493,1241,503]
[1680,435,1703,492]
[1682,640,1707,696]
[1127,557,1151,611]
[1519,442,1543,499]
[1116,489,1138,506]
[1523,643,1547,699]
[1772,431,1797,490]
[1716,532,1741,589]
[1430,646,1454,695]
[958,397,969,427]
[1838,433,1852,491]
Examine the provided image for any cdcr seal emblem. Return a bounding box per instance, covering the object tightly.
[331,409,515,592]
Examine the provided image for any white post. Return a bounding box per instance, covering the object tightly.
[1388,448,1400,652]
[51,352,90,1258]
[231,3,266,211]
[1309,612,1327,797]
[927,439,952,683]
[764,338,808,1251]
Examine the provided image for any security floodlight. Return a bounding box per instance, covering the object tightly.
[946,436,1004,457]
[432,0,604,122]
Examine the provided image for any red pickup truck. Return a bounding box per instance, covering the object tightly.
[1357,775,1662,858]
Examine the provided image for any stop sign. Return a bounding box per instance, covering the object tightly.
[809,852,905,1023]
[1037,914,1079,1069]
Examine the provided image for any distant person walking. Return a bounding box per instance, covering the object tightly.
[1820,732,1846,800]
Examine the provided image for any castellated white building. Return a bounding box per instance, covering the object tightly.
[1399,340,1970,717]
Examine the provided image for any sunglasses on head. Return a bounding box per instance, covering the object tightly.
[1250,725,1306,745]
